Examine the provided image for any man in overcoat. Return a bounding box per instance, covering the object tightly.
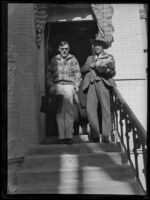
[81,35,116,143]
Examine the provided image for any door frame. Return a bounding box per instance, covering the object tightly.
[44,20,98,137]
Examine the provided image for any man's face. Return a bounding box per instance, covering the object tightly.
[59,44,70,58]
[94,42,103,55]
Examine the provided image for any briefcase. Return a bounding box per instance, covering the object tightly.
[40,94,63,114]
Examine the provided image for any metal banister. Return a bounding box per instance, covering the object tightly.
[111,86,147,192]
[113,86,147,143]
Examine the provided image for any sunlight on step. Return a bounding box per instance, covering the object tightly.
[85,143,103,153]
[58,154,79,193]
[82,166,107,194]
[83,166,110,180]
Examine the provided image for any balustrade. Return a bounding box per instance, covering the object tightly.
[111,87,147,192]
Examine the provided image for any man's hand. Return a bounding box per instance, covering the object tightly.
[90,63,96,69]
[95,60,106,67]
[49,85,56,94]
[74,85,79,93]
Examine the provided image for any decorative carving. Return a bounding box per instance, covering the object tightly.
[33,4,52,49]
[91,4,114,46]
[34,4,115,48]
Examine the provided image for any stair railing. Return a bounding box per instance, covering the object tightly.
[110,86,147,192]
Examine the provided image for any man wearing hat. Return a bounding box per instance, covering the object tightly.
[81,34,116,143]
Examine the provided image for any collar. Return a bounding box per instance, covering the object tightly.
[94,51,107,59]
[55,53,73,60]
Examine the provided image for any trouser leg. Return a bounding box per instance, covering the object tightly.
[63,85,74,139]
[87,83,100,139]
[55,84,65,139]
[73,105,80,135]
[96,81,112,137]
[56,84,74,139]
[65,112,74,139]
[56,113,65,139]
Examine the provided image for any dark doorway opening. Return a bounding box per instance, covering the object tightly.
[45,20,98,137]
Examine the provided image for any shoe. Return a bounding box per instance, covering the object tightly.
[58,139,65,144]
[89,138,100,143]
[66,139,73,145]
[73,131,79,136]
[102,136,110,143]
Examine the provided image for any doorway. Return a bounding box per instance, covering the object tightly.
[45,20,98,137]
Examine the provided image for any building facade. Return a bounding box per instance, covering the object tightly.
[8,3,147,159]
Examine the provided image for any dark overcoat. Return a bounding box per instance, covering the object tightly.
[79,51,116,138]
[81,52,116,92]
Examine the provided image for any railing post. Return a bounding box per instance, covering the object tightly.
[132,128,140,180]
[110,91,116,132]
[115,95,119,134]
[119,105,124,143]
[125,116,131,160]
[111,87,147,192]
[142,142,147,189]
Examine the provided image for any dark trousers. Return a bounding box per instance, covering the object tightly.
[87,81,112,139]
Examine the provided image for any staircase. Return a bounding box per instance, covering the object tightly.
[14,135,145,194]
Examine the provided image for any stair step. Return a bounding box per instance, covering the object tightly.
[41,135,90,144]
[17,164,136,185]
[13,136,145,195]
[23,152,128,169]
[16,179,145,194]
[27,142,122,155]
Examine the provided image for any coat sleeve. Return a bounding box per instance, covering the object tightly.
[72,57,81,87]
[81,56,91,74]
[106,55,116,78]
[96,54,116,78]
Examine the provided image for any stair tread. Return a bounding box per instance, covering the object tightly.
[25,151,125,158]
[22,152,128,169]
[16,179,145,194]
[18,178,138,188]
[28,142,122,155]
[14,138,145,195]
[41,135,90,144]
[17,162,137,186]
[30,142,120,149]
[18,163,133,173]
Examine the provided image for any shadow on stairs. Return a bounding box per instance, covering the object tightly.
[8,135,146,195]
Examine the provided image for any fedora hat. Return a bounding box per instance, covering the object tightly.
[90,34,109,49]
